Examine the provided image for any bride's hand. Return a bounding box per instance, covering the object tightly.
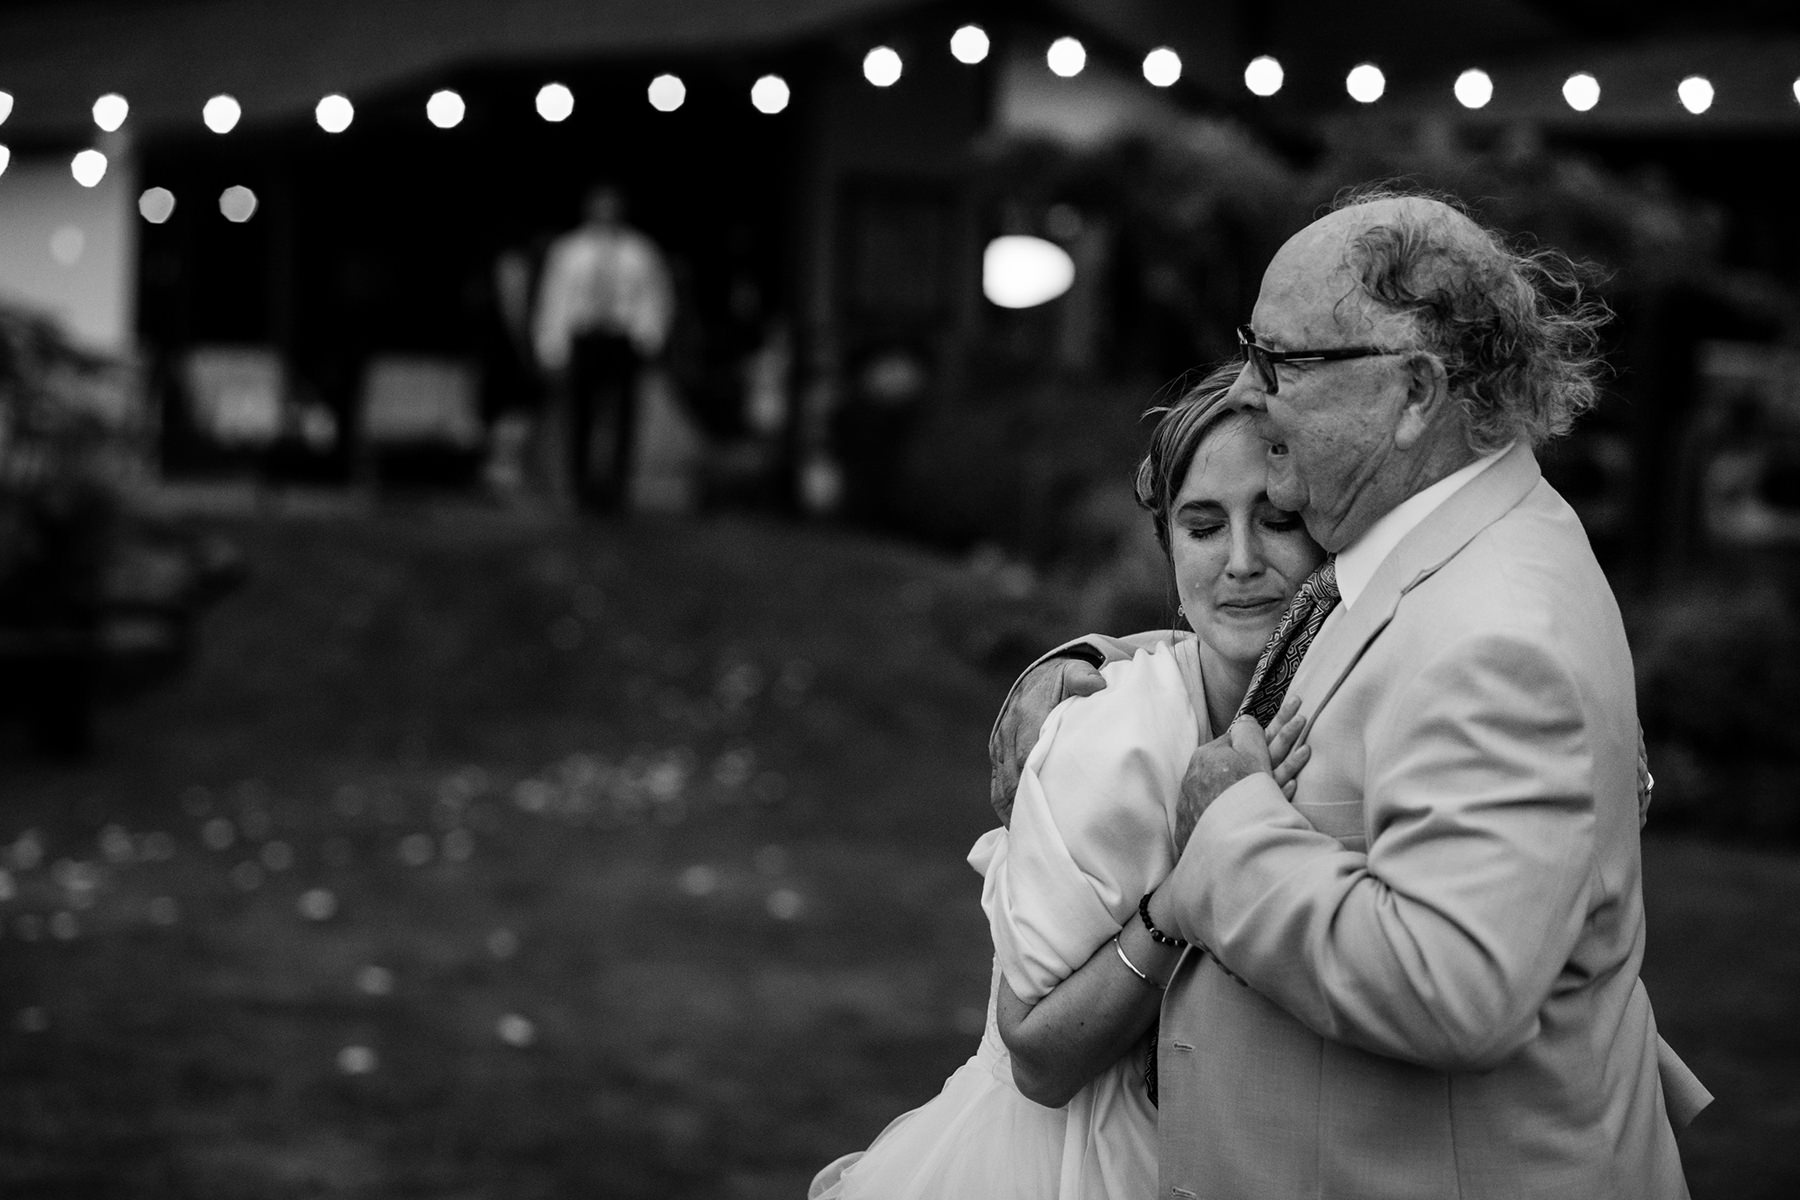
[1264,694,1312,802]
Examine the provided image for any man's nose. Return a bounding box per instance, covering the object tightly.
[1226,364,1266,411]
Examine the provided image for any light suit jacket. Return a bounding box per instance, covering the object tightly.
[1137,443,1699,1199]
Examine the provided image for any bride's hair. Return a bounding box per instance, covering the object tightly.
[1134,362,1248,557]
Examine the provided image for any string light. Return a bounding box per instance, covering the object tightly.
[1455,69,1493,109]
[0,91,12,126]
[92,93,128,132]
[1346,63,1386,104]
[203,95,241,134]
[1677,75,1714,115]
[1563,72,1601,112]
[1245,56,1284,97]
[648,74,685,112]
[0,145,9,178]
[220,185,258,223]
[751,74,790,114]
[315,93,354,133]
[1047,37,1086,78]
[950,24,989,65]
[138,187,176,223]
[70,149,107,187]
[1143,47,1181,88]
[536,82,574,122]
[427,90,465,129]
[864,46,903,88]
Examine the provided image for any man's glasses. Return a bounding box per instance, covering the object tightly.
[1237,325,1399,395]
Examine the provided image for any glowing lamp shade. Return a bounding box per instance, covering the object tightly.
[92,93,128,132]
[1346,63,1386,103]
[1677,75,1714,115]
[1563,73,1600,112]
[220,185,258,223]
[71,149,108,188]
[139,187,176,223]
[427,90,465,128]
[950,25,989,64]
[1454,69,1493,109]
[203,94,241,133]
[751,75,790,114]
[537,82,574,121]
[1047,37,1086,78]
[0,91,13,126]
[1143,47,1181,88]
[1245,56,1284,97]
[864,46,903,88]
[648,74,686,112]
[983,236,1076,310]
[316,93,355,132]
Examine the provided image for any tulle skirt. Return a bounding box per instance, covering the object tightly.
[810,962,1156,1200]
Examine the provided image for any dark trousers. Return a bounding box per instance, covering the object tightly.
[565,329,644,510]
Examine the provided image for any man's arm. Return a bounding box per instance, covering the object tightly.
[1152,629,1600,1071]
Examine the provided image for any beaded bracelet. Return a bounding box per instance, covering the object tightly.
[1138,890,1189,948]
[1112,935,1162,989]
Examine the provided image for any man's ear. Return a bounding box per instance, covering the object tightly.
[1393,352,1449,451]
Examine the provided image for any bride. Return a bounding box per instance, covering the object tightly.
[810,365,1326,1200]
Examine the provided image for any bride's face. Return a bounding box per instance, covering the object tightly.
[1168,414,1325,674]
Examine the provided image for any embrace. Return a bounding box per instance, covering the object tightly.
[812,184,1711,1199]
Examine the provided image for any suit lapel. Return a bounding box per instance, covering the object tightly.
[1291,442,1545,725]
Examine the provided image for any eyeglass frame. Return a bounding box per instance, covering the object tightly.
[1236,324,1402,395]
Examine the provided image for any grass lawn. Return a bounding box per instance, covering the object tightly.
[0,502,1793,1198]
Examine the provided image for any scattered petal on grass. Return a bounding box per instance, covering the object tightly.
[201,818,236,852]
[15,1006,49,1034]
[679,865,720,897]
[337,1045,378,1074]
[230,862,265,892]
[356,965,395,996]
[486,928,519,960]
[441,828,475,863]
[398,833,435,867]
[496,1013,536,1047]
[766,887,804,921]
[260,841,294,872]
[298,888,338,921]
[148,896,180,926]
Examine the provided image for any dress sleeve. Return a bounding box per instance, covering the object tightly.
[975,642,1200,1003]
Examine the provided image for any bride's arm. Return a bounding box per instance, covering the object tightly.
[996,911,1179,1107]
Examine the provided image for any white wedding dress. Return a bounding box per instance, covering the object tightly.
[811,639,1207,1200]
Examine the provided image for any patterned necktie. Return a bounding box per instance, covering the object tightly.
[1238,556,1340,726]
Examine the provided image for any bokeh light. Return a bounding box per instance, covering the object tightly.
[92,93,128,132]
[647,74,686,112]
[219,185,258,223]
[1455,69,1493,109]
[426,89,465,129]
[1047,37,1086,78]
[1143,47,1181,88]
[315,93,354,133]
[864,46,903,88]
[536,82,574,121]
[751,74,790,114]
[0,91,14,126]
[950,24,989,64]
[138,187,176,223]
[0,145,9,178]
[203,94,241,133]
[1563,73,1601,112]
[70,149,107,187]
[983,235,1076,309]
[1346,63,1386,104]
[1245,56,1284,97]
[1677,75,1714,115]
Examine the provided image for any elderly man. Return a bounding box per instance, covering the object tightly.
[993,187,1707,1198]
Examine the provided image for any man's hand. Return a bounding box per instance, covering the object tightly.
[989,655,1107,826]
[1173,716,1273,851]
